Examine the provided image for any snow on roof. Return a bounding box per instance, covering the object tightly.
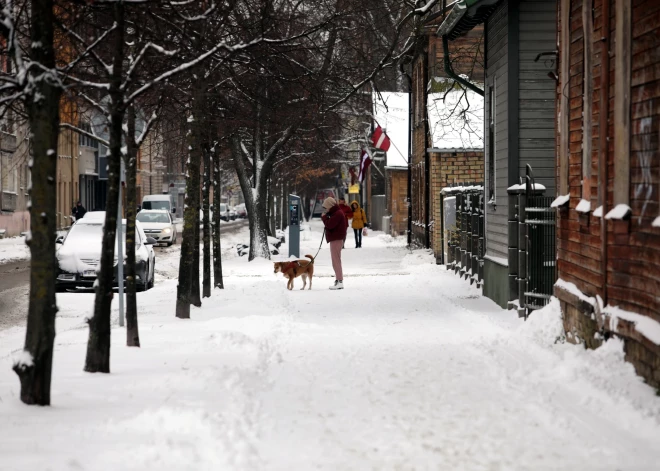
[605,204,632,220]
[373,92,409,168]
[575,199,591,213]
[427,81,484,150]
[550,194,570,208]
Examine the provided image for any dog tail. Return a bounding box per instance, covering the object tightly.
[305,254,315,263]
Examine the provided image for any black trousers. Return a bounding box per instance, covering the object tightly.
[353,228,362,247]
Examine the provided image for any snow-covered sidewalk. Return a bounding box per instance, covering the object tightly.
[0,221,659,470]
[0,235,29,264]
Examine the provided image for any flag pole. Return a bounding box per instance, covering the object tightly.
[372,118,407,166]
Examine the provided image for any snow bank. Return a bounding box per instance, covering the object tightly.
[0,236,30,263]
[517,298,565,346]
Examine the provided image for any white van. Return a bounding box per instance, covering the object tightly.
[142,194,176,214]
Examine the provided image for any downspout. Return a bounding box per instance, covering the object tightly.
[442,35,485,96]
[401,63,413,248]
[599,0,610,306]
[424,50,431,249]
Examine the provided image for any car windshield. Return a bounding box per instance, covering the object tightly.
[220,204,227,212]
[65,223,137,247]
[137,212,170,223]
[143,200,170,210]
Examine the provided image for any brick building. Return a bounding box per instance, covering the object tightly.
[430,150,484,261]
[408,8,485,252]
[554,0,660,388]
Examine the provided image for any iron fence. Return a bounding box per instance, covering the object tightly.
[524,195,556,312]
[444,186,484,287]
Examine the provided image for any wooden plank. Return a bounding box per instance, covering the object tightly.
[559,0,570,195]
[582,0,593,201]
[614,0,631,204]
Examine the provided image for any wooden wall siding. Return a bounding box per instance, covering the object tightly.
[518,0,558,196]
[386,169,408,237]
[557,0,660,321]
[485,0,510,260]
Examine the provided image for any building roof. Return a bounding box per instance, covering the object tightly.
[373,92,410,168]
[436,0,501,39]
[427,79,484,150]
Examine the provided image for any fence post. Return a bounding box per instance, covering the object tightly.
[507,185,523,315]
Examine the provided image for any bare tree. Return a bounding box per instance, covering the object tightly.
[1,0,63,405]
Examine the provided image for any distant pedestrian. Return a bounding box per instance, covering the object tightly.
[349,201,367,248]
[321,197,346,290]
[338,198,353,248]
[71,201,87,221]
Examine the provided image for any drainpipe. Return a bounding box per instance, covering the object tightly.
[424,50,431,249]
[401,63,413,248]
[599,0,610,306]
[442,35,485,97]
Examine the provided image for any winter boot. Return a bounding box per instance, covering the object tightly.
[329,280,344,290]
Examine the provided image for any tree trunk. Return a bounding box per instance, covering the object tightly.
[281,180,288,230]
[176,85,204,318]
[85,2,125,373]
[268,177,276,237]
[212,152,224,289]
[13,0,62,405]
[202,145,211,298]
[191,204,202,307]
[124,105,140,347]
[230,135,271,261]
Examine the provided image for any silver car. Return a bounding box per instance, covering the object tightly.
[137,209,177,246]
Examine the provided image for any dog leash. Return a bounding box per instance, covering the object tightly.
[310,228,326,261]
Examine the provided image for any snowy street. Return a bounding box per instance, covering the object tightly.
[1,221,659,470]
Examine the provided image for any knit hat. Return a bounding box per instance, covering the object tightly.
[322,197,337,210]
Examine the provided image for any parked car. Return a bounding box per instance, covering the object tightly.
[56,216,156,292]
[229,207,237,220]
[137,209,177,246]
[218,203,231,222]
[235,203,247,219]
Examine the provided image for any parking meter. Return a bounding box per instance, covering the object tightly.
[288,194,301,258]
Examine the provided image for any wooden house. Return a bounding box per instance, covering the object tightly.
[554,0,660,388]
[437,0,558,308]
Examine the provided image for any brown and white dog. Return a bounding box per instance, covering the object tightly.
[273,254,315,290]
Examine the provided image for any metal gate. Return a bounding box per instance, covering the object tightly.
[523,170,556,314]
[444,186,484,287]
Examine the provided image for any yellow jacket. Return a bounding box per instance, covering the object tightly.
[350,202,367,229]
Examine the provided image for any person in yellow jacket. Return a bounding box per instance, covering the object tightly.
[349,201,367,248]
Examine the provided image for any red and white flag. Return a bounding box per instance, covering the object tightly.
[371,125,391,152]
[358,150,372,183]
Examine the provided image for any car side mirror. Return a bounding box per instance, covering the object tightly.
[145,236,158,245]
[56,236,64,244]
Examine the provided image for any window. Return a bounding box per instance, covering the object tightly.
[487,85,496,204]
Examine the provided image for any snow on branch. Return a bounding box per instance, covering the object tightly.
[58,22,117,75]
[124,42,178,88]
[60,123,109,147]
